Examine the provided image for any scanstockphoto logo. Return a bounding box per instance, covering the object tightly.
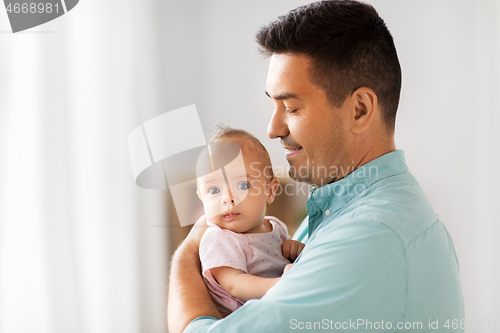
[4,0,79,33]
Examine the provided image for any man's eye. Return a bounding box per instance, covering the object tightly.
[209,187,220,195]
[238,182,250,190]
[286,109,298,114]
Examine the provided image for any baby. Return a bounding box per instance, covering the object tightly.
[195,125,304,317]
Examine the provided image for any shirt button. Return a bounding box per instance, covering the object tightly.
[325,210,331,216]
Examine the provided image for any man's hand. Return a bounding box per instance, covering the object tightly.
[167,215,221,333]
[282,239,305,261]
[184,214,209,248]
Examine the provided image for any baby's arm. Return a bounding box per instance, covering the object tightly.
[210,266,279,302]
[210,239,305,302]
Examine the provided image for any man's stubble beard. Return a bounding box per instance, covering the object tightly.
[288,142,346,187]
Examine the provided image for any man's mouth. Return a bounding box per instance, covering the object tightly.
[285,146,303,157]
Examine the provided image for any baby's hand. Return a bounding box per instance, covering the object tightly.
[282,239,305,261]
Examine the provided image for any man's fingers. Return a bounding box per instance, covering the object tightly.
[194,214,207,227]
[185,215,208,247]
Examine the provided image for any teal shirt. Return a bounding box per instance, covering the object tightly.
[184,151,464,332]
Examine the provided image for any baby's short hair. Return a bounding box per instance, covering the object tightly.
[208,124,274,179]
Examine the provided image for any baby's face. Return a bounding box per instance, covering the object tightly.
[197,145,276,233]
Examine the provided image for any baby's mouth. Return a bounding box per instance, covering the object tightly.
[222,211,240,219]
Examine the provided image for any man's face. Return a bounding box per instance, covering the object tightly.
[266,53,350,186]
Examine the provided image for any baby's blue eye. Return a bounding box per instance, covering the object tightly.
[238,182,250,190]
[209,187,220,195]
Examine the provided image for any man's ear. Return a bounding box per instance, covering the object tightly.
[350,87,377,134]
[196,189,202,202]
[266,177,280,205]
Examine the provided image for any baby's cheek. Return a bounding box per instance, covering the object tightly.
[203,203,220,220]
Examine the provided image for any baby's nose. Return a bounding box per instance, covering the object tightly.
[221,190,235,205]
[221,196,235,204]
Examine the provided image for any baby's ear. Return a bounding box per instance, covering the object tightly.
[266,177,280,205]
[196,189,202,202]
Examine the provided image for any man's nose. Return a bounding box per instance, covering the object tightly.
[267,108,289,140]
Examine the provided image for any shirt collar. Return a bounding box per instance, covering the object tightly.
[306,150,409,235]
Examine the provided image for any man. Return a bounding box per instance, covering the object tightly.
[168,1,465,332]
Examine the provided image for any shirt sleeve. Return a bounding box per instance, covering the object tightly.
[183,317,218,333]
[199,228,248,274]
[184,219,407,333]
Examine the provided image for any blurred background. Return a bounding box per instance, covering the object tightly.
[0,0,499,332]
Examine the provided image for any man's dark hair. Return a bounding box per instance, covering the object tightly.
[256,0,402,131]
